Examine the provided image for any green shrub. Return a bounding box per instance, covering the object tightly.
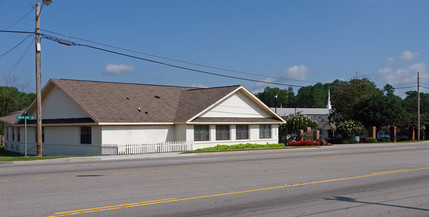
[342,138,358,144]
[365,137,377,143]
[195,143,284,151]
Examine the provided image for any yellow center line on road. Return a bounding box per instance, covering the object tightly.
[2,150,429,183]
[47,166,429,217]
[305,150,429,161]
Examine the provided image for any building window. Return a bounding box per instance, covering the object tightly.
[12,128,15,141]
[236,125,249,140]
[5,128,8,140]
[194,125,209,141]
[216,125,230,140]
[259,125,271,139]
[17,129,20,142]
[80,126,92,144]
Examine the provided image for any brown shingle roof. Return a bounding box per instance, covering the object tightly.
[51,79,193,123]
[175,85,240,122]
[2,79,283,125]
[0,110,24,125]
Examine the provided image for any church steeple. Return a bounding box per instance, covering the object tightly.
[327,88,332,110]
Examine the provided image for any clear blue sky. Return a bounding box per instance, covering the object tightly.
[1,0,429,96]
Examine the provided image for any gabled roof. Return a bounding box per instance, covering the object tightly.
[3,79,284,125]
[0,110,25,125]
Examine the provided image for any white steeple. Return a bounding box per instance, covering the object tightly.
[327,88,332,110]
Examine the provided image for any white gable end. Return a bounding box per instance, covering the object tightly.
[199,91,271,118]
[40,87,90,119]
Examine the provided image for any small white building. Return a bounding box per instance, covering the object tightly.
[1,79,285,155]
[271,89,335,139]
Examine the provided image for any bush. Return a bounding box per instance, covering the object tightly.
[318,137,330,146]
[287,140,320,146]
[365,137,377,143]
[342,138,358,144]
[195,143,284,151]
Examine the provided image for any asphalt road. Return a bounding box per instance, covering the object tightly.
[1,142,429,217]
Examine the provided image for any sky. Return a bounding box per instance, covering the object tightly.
[1,0,429,97]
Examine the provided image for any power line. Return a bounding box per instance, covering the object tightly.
[40,28,318,84]
[3,8,33,30]
[393,86,416,90]
[0,3,33,7]
[42,35,306,88]
[0,37,34,80]
[0,29,34,34]
[0,34,32,58]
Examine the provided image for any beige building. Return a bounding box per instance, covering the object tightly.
[1,79,285,155]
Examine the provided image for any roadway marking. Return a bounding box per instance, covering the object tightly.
[47,166,429,217]
[1,150,429,183]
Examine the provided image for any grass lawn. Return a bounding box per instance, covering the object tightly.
[184,145,322,153]
[0,146,70,161]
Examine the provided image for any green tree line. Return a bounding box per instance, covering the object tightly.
[0,86,36,135]
[256,78,425,129]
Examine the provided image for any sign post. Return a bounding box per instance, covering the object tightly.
[16,115,35,157]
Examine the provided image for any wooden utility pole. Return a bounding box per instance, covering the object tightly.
[35,2,43,156]
[417,72,420,141]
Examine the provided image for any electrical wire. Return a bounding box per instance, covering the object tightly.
[42,34,306,87]
[0,29,34,34]
[0,37,34,80]
[3,8,33,30]
[0,34,32,58]
[393,86,416,90]
[40,28,319,84]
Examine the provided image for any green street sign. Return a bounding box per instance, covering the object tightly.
[16,116,35,120]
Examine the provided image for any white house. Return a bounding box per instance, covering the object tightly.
[1,79,285,155]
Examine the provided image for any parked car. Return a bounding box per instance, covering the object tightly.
[377,131,390,142]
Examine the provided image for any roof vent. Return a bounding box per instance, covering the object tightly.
[145,111,148,114]
[126,97,130,100]
[138,107,141,112]
[155,96,160,99]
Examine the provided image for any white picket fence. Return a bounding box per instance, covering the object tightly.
[102,141,193,155]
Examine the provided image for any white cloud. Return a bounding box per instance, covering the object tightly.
[400,50,419,61]
[283,64,309,80]
[104,64,136,74]
[256,77,274,87]
[191,84,208,88]
[386,57,395,66]
[251,87,265,94]
[379,63,426,85]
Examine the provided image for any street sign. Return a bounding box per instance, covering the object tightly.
[16,116,35,120]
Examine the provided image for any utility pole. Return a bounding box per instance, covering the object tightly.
[35,2,43,156]
[417,72,420,141]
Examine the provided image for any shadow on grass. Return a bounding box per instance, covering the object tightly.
[0,146,69,161]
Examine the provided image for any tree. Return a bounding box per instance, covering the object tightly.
[281,113,318,134]
[336,120,366,138]
[402,91,429,128]
[0,85,35,135]
[330,78,381,123]
[352,85,406,129]
[255,86,296,108]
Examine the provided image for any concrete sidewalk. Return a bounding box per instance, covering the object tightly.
[6,152,197,164]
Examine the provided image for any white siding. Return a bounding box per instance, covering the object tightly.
[101,125,175,145]
[4,126,102,156]
[200,91,271,118]
[192,124,279,150]
[40,87,89,119]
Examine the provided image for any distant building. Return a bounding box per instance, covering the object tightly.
[271,89,334,139]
